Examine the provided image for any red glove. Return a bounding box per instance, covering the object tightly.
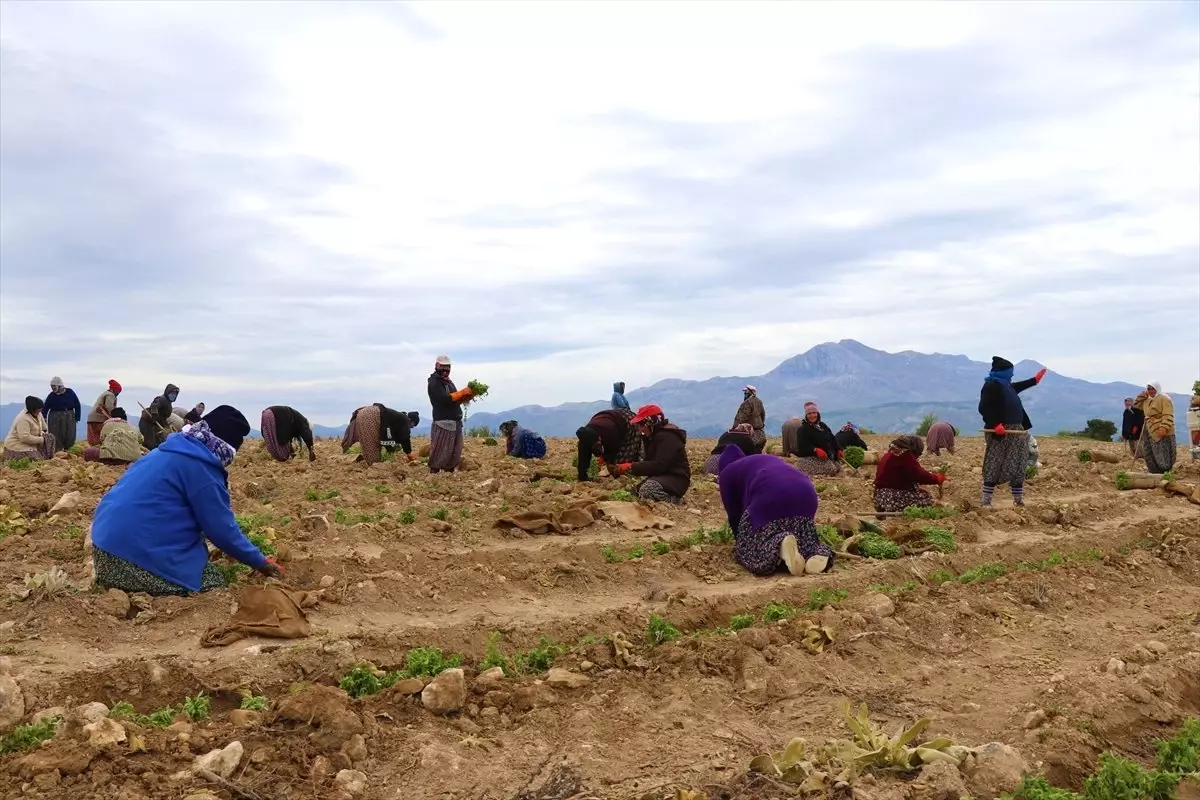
[837,450,844,460]
[1131,427,1138,436]
[596,456,606,467]
[933,473,947,485]
[814,448,827,460]
[993,424,1007,436]
[615,462,633,475]
[1034,368,1047,384]
[406,453,417,462]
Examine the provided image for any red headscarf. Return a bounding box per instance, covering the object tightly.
[108,379,122,394]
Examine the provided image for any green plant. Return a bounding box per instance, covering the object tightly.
[4,458,33,471]
[429,508,448,521]
[398,508,417,525]
[705,524,734,544]
[628,543,645,559]
[921,527,957,554]
[484,437,498,446]
[108,701,135,719]
[957,562,1007,583]
[513,637,566,673]
[817,525,845,549]
[1083,753,1176,800]
[0,716,61,755]
[213,562,251,585]
[1026,465,1039,479]
[374,485,392,494]
[466,380,490,400]
[806,588,848,611]
[1156,716,1200,773]
[870,581,920,596]
[246,531,276,557]
[182,691,211,721]
[1078,451,1094,464]
[1003,775,1082,800]
[135,706,177,728]
[902,506,957,520]
[927,568,955,585]
[857,531,902,560]
[399,646,462,679]
[239,695,270,712]
[762,602,795,623]
[601,545,621,564]
[339,665,385,698]
[607,489,634,501]
[1162,470,1176,483]
[572,453,600,480]
[1115,471,1131,490]
[916,414,938,437]
[843,446,866,469]
[479,632,511,674]
[652,540,671,556]
[56,523,83,540]
[647,614,681,645]
[305,488,339,501]
[729,613,755,631]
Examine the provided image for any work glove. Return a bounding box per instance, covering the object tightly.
[596,456,606,468]
[258,559,284,579]
[406,453,417,463]
[836,450,844,460]
[450,388,473,402]
[1034,368,1047,383]
[814,448,828,460]
[992,424,1007,436]
[614,462,633,475]
[1131,427,1139,436]
[933,473,947,485]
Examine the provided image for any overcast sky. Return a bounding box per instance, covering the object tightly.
[1,0,1197,424]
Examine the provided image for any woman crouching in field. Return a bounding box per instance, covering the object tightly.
[925,421,957,456]
[90,405,281,595]
[873,435,946,513]
[263,405,317,462]
[499,420,547,459]
[703,423,756,476]
[718,445,834,576]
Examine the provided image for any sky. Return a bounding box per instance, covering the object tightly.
[1,0,1197,425]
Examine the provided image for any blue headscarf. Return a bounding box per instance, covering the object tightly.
[985,367,1014,384]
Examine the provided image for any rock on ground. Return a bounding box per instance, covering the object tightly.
[83,717,126,748]
[193,741,244,779]
[912,760,970,800]
[93,589,131,619]
[968,742,1029,799]
[546,668,591,689]
[335,769,368,797]
[73,701,110,725]
[422,668,467,715]
[0,674,25,732]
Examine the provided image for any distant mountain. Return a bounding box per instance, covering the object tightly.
[459,340,1192,441]
[1,341,1191,443]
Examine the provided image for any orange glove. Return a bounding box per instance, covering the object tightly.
[615,462,633,475]
[814,448,828,460]
[406,453,417,462]
[993,424,1007,436]
[450,388,473,402]
[1034,368,1047,384]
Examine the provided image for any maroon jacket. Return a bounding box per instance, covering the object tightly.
[874,450,940,491]
[585,408,641,463]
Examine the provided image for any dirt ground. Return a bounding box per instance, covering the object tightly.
[1,433,1197,800]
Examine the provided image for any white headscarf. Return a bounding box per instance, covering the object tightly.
[1150,382,1163,394]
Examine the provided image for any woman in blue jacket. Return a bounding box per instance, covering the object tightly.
[91,405,282,595]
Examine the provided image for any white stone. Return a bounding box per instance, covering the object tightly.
[194,741,244,779]
[334,769,368,797]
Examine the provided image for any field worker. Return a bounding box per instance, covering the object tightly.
[609,404,690,503]
[1134,382,1176,474]
[1121,398,1144,458]
[873,435,946,513]
[87,380,122,446]
[140,383,180,451]
[83,408,145,465]
[91,405,281,596]
[499,419,548,459]
[793,402,843,477]
[925,421,957,456]
[3,396,55,461]
[43,377,81,452]
[732,386,767,452]
[703,423,756,476]
[780,416,802,457]
[576,406,641,481]
[835,421,868,452]
[428,355,476,473]
[262,405,318,462]
[978,357,1046,507]
[611,381,630,410]
[717,445,834,577]
[176,403,205,425]
[342,404,420,464]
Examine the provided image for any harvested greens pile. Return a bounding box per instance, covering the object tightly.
[464,380,490,405]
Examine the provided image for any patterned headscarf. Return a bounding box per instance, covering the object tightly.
[730,423,753,435]
[183,420,237,469]
[890,435,925,458]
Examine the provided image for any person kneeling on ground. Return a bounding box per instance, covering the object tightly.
[873,435,946,513]
[718,445,834,576]
[835,421,868,452]
[703,423,756,476]
[793,402,843,477]
[91,405,282,596]
[342,404,420,465]
[262,405,318,462]
[84,408,145,465]
[610,404,690,504]
[3,396,55,461]
[576,407,641,480]
[499,420,547,459]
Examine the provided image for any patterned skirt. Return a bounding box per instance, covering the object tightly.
[93,547,226,596]
[47,410,76,452]
[344,406,382,464]
[794,456,842,477]
[1144,436,1177,475]
[982,427,1027,485]
[734,511,833,576]
[702,454,721,476]
[637,479,683,504]
[750,429,767,452]
[261,408,291,462]
[86,422,104,446]
[429,420,464,472]
[2,433,55,462]
[519,431,547,459]
[874,486,934,513]
[926,423,955,455]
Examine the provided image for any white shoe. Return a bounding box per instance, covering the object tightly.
[780,535,804,576]
[805,555,829,575]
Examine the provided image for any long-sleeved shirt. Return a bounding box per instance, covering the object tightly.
[43,389,82,421]
[1121,408,1144,440]
[874,450,941,491]
[1134,393,1175,439]
[979,377,1036,430]
[428,373,463,423]
[88,390,118,424]
[4,411,46,452]
[99,419,144,462]
[629,425,690,497]
[733,396,765,431]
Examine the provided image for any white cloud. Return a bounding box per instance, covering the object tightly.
[1,0,1197,425]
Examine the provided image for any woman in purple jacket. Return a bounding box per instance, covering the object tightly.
[717,445,834,576]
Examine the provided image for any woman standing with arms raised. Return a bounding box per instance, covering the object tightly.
[978,356,1046,507]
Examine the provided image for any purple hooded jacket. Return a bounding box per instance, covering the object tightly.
[717,446,818,532]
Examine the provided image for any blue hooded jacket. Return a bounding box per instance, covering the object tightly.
[91,433,267,592]
[611,382,630,411]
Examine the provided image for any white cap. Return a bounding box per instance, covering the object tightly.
[50,376,63,386]
[435,355,452,366]
[744,385,756,393]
